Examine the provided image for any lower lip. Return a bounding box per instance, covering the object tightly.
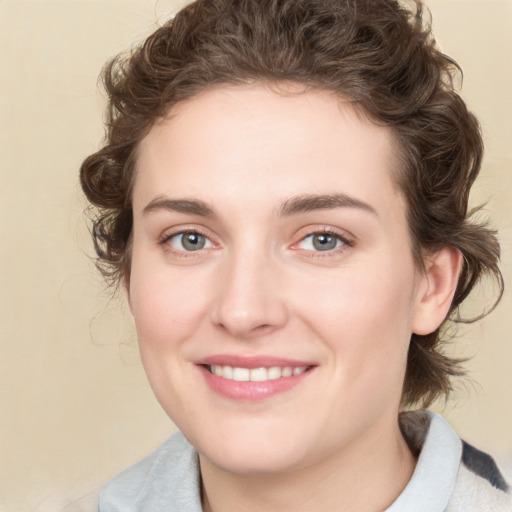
[198,365,313,401]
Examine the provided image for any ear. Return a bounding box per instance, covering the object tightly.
[124,274,134,315]
[126,288,134,316]
[411,246,463,335]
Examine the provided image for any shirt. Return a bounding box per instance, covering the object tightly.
[98,411,511,511]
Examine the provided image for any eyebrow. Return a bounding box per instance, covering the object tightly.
[142,193,377,218]
[143,197,216,217]
[278,193,377,217]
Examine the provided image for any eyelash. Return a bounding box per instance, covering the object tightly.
[159,227,354,258]
[159,228,215,257]
[292,228,354,258]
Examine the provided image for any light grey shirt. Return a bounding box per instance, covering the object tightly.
[98,412,511,511]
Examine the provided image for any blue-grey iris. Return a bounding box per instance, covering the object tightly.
[182,233,206,251]
[313,233,338,251]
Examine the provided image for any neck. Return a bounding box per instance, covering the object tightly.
[200,415,416,512]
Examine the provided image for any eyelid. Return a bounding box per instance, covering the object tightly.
[159,225,218,255]
[290,226,355,255]
[157,224,354,258]
[170,232,214,250]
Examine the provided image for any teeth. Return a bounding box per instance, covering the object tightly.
[209,365,308,381]
[222,365,233,379]
[232,367,250,381]
[282,367,293,377]
[268,367,282,380]
[250,367,267,382]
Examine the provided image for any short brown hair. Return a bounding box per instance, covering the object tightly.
[80,0,503,407]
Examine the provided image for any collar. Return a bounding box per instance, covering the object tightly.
[99,411,462,511]
[386,411,462,511]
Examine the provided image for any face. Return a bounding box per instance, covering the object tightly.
[129,85,427,475]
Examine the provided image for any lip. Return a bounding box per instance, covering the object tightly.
[198,354,314,368]
[196,354,316,401]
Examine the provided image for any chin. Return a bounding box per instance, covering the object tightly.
[189,421,311,475]
[202,444,306,476]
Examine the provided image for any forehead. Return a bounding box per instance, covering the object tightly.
[134,84,404,218]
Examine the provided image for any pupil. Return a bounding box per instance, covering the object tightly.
[313,234,336,251]
[183,233,205,251]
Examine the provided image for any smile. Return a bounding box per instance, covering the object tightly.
[199,358,315,400]
[207,365,309,382]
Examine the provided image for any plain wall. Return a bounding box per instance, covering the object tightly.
[1,1,511,510]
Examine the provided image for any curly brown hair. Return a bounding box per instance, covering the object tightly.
[80,0,503,407]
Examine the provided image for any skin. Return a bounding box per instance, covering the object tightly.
[128,84,461,512]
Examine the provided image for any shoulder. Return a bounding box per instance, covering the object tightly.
[98,431,202,512]
[447,441,511,512]
[391,411,512,512]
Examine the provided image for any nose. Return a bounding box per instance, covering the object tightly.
[210,248,288,339]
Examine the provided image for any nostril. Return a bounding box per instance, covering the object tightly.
[253,323,272,332]
[209,271,288,337]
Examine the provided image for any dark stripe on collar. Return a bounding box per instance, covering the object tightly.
[462,441,510,492]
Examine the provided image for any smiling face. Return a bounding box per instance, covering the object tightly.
[129,84,429,475]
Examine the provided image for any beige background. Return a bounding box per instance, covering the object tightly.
[1,1,511,510]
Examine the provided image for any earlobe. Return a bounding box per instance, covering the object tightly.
[412,247,463,336]
[127,292,134,315]
[124,277,134,315]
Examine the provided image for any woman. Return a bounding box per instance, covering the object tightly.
[80,0,510,510]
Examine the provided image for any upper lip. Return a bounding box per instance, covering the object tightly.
[197,354,316,369]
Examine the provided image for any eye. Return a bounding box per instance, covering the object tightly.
[167,231,214,252]
[297,232,348,252]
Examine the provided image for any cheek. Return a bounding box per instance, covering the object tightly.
[127,261,213,418]
[294,258,416,375]
[299,265,415,332]
[128,260,211,351]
